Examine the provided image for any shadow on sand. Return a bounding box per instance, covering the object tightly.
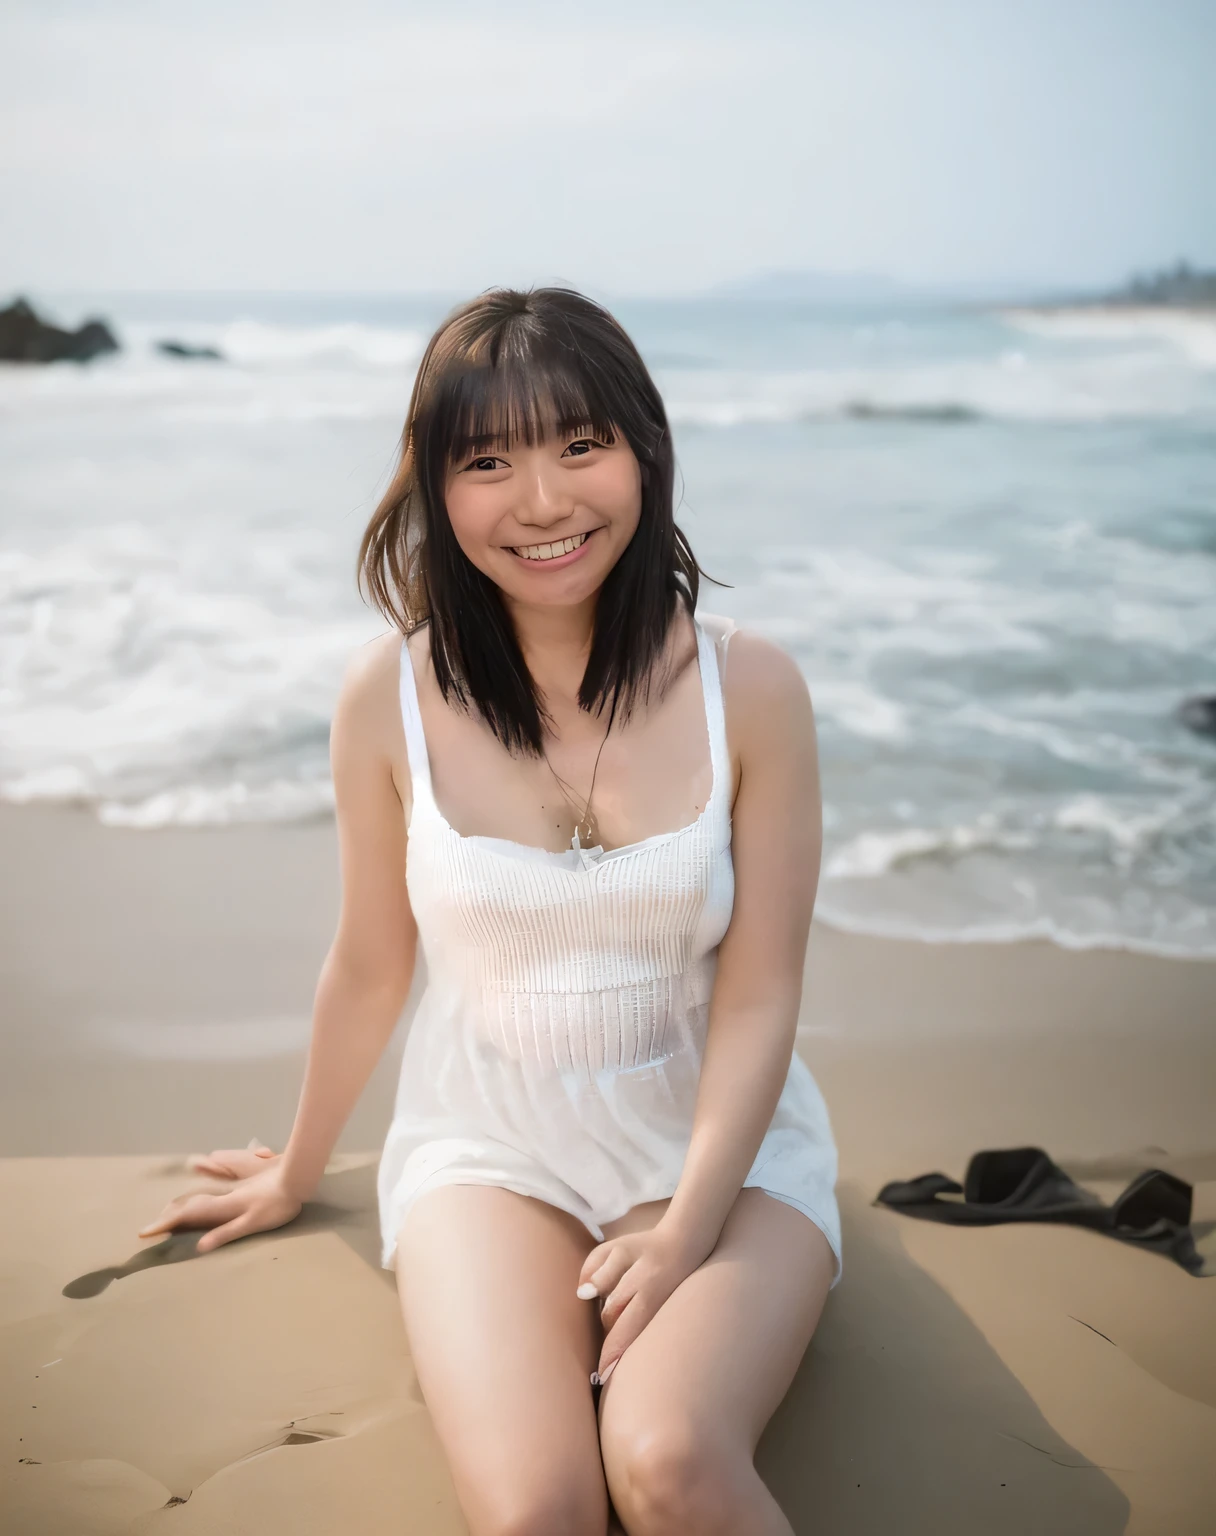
[758,1184,1129,1534]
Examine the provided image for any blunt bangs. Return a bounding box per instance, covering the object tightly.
[429,355,618,467]
[358,286,708,755]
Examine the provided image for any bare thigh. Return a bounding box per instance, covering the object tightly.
[394,1184,606,1536]
[596,1189,835,1530]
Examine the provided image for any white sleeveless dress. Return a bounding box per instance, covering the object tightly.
[377,614,842,1283]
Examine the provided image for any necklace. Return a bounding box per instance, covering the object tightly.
[542,711,613,851]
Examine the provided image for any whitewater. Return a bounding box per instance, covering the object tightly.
[2,292,1214,957]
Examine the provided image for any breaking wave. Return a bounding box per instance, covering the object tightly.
[3,293,1214,956]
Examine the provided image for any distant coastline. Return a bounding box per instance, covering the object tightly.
[705,261,1216,315]
[1005,259,1216,316]
[1096,260,1216,309]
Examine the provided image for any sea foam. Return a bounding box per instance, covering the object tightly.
[2,295,1213,956]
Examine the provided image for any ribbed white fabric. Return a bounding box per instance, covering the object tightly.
[377,614,842,1281]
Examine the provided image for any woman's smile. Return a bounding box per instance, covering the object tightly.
[444,429,641,607]
[506,528,600,567]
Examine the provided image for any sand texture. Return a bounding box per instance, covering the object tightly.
[2,806,1214,1533]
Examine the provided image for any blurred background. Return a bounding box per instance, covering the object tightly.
[2,0,1214,958]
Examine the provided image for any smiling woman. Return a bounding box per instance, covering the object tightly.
[358,286,704,755]
[138,286,841,1536]
[447,426,636,581]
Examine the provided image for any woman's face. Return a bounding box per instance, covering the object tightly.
[442,425,643,610]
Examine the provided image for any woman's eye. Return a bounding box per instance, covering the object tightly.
[466,455,503,472]
[563,438,602,458]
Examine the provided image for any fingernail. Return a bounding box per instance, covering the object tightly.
[591,1358,618,1388]
[576,1282,598,1300]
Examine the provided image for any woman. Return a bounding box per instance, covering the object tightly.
[138,287,841,1536]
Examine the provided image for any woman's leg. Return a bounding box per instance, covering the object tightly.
[596,1188,835,1536]
[394,1183,609,1536]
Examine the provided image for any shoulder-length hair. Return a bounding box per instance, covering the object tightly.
[357,285,705,755]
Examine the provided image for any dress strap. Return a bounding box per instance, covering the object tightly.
[694,614,734,836]
[697,610,738,677]
[398,635,434,802]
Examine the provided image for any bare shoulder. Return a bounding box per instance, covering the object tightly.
[721,630,820,843]
[722,629,814,741]
[332,628,408,757]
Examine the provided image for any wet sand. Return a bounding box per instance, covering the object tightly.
[1,804,1214,1533]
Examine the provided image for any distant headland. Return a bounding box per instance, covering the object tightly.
[709,270,909,304]
[1016,260,1216,314]
[1090,260,1216,309]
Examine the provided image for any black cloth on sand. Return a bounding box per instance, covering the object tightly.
[876,1146,1203,1274]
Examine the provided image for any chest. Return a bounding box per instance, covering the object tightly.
[411,650,715,857]
[406,806,735,992]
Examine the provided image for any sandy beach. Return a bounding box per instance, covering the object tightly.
[1,802,1214,1534]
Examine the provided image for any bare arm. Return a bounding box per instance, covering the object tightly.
[139,633,417,1248]
[659,631,821,1256]
[278,634,417,1200]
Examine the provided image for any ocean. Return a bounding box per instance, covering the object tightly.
[2,291,1214,958]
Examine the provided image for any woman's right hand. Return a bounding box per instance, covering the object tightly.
[137,1153,304,1255]
[186,1136,280,1181]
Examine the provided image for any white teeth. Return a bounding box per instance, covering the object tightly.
[512,532,589,562]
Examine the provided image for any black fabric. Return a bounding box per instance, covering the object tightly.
[876,1147,1203,1274]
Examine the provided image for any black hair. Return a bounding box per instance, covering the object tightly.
[358,285,706,754]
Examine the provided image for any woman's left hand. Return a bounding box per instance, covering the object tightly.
[577,1224,712,1386]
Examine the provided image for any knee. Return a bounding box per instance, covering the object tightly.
[613,1425,741,1536]
[476,1485,606,1536]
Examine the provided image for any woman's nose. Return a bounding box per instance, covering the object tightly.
[517,465,573,527]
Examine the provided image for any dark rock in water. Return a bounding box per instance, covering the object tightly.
[843,400,980,424]
[0,296,120,363]
[157,339,224,361]
[1179,695,1216,738]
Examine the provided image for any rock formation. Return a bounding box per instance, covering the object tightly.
[0,297,120,363]
[157,340,224,360]
[1179,696,1216,739]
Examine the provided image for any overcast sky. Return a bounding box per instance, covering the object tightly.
[2,0,1213,297]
